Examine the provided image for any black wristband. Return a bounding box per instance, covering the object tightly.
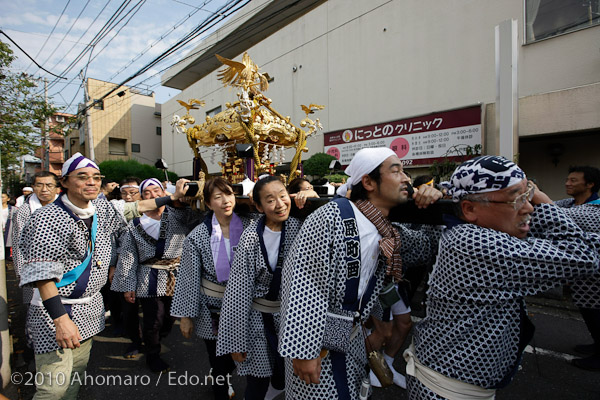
[42,295,67,320]
[155,195,174,208]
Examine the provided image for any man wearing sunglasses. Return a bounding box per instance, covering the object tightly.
[404,156,600,399]
[18,153,126,400]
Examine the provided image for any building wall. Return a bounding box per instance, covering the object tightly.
[161,0,600,191]
[130,98,161,166]
[85,79,161,166]
[87,79,131,162]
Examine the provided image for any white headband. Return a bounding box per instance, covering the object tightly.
[120,184,140,191]
[336,147,397,196]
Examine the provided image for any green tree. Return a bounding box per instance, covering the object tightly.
[98,159,178,183]
[0,40,59,176]
[302,152,336,177]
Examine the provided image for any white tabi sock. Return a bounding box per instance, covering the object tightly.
[369,369,382,388]
[383,352,406,389]
[264,382,284,400]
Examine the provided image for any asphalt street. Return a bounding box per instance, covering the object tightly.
[3,262,599,400]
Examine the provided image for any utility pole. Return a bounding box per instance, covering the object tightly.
[42,78,49,171]
[81,76,95,161]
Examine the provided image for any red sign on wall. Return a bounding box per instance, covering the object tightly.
[324,105,481,166]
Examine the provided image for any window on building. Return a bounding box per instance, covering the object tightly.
[206,106,222,118]
[109,138,127,155]
[525,0,600,43]
[55,115,65,123]
[93,100,104,110]
[131,143,141,153]
[156,126,162,136]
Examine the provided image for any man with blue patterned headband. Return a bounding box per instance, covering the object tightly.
[18,152,126,400]
[405,156,600,400]
[111,178,200,373]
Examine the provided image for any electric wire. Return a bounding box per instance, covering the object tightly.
[25,0,71,73]
[35,0,93,72]
[0,30,67,79]
[44,0,134,93]
[108,0,216,81]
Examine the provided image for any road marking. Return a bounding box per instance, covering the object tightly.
[524,345,576,361]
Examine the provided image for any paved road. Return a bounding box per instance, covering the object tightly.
[3,263,599,399]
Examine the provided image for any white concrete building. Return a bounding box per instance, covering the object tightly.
[161,0,600,199]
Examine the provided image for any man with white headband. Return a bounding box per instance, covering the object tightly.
[405,155,600,399]
[15,186,34,208]
[111,177,199,373]
[18,153,126,399]
[278,147,442,399]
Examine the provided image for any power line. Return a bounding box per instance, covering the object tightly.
[44,0,135,93]
[25,0,72,73]
[46,0,251,127]
[0,30,67,79]
[108,0,216,81]
[35,0,94,74]
[85,0,147,68]
[91,0,248,105]
[46,0,114,72]
[51,0,146,108]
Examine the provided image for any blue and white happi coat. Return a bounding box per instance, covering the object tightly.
[216,216,302,378]
[408,203,600,399]
[111,206,198,297]
[170,212,254,340]
[555,198,600,309]
[278,200,440,400]
[19,197,125,354]
[12,197,40,304]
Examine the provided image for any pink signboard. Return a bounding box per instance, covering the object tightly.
[324,105,482,166]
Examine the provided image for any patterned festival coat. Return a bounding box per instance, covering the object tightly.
[12,196,39,304]
[19,196,125,354]
[555,198,600,309]
[170,212,254,340]
[216,216,302,378]
[408,204,600,399]
[278,200,439,400]
[111,206,198,297]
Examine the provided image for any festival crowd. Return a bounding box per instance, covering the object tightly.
[2,148,599,400]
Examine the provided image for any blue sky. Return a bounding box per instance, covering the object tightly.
[0,0,232,113]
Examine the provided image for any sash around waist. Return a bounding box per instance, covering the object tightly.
[200,278,226,298]
[252,298,281,313]
[403,342,496,400]
[143,257,180,270]
[30,288,99,307]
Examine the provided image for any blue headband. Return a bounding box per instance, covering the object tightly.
[140,178,164,193]
[442,155,526,201]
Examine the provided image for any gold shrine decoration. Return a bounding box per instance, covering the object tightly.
[171,52,325,184]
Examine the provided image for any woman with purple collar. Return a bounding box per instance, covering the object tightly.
[171,177,253,399]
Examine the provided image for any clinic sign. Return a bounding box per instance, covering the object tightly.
[324,105,482,166]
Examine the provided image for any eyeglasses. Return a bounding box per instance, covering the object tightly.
[33,183,57,190]
[66,174,105,183]
[485,181,535,210]
[121,190,139,197]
